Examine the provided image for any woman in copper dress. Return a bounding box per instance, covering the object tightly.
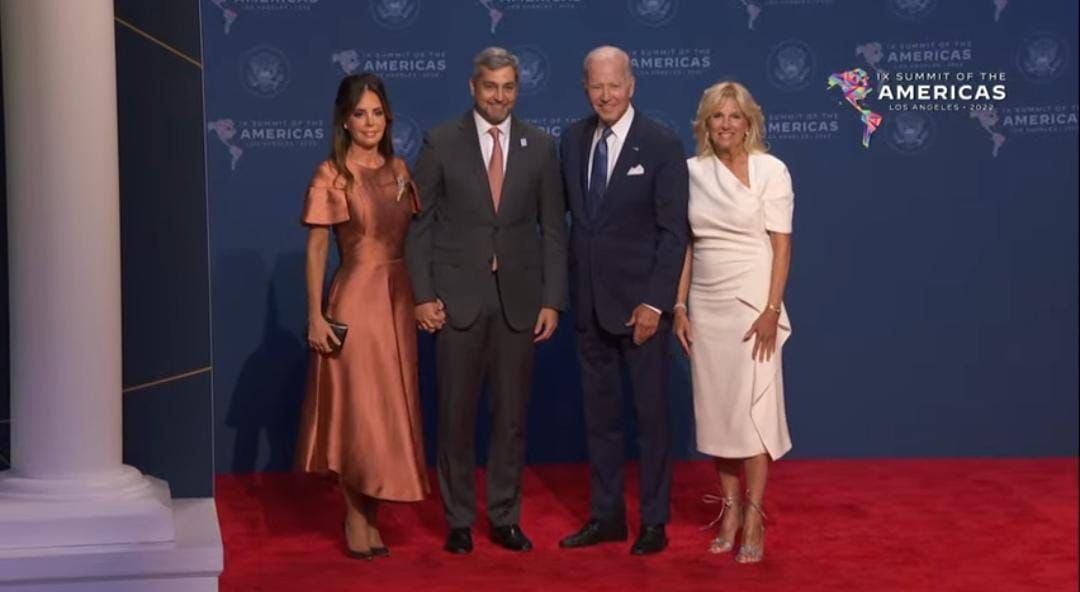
[295,73,431,559]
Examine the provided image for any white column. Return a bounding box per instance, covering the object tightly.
[0,0,174,549]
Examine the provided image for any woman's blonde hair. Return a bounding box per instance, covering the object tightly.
[692,81,767,157]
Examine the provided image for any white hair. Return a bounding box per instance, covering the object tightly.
[582,45,634,81]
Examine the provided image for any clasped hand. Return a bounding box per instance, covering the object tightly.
[415,299,446,333]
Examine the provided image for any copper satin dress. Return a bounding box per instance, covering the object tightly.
[295,159,430,502]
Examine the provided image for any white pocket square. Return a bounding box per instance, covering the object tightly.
[627,164,645,176]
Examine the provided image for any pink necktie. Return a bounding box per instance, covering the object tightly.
[487,127,504,211]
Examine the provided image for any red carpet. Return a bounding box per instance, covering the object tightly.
[217,458,1078,591]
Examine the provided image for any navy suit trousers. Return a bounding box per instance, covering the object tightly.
[577,311,673,526]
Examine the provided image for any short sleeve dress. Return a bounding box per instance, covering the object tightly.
[294,158,430,501]
[686,152,794,460]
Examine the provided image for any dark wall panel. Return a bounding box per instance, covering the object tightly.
[115,21,211,387]
[115,0,214,497]
[0,421,8,470]
[123,372,214,497]
[114,0,202,62]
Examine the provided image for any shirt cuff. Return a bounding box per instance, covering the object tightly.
[643,303,663,315]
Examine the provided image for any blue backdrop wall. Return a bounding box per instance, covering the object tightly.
[201,0,1079,475]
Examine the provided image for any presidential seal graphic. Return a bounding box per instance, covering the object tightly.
[889,0,938,21]
[767,40,815,92]
[370,0,420,30]
[392,113,422,163]
[628,0,678,28]
[513,46,550,96]
[1016,33,1069,84]
[240,45,290,99]
[884,112,936,155]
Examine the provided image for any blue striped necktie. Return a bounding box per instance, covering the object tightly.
[588,126,613,218]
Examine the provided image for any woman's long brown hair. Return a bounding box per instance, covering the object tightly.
[329,73,395,190]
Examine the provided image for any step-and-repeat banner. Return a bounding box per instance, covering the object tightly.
[202,0,1078,473]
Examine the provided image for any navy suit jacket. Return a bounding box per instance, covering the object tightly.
[561,112,689,335]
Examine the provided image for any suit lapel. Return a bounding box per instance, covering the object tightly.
[579,116,598,199]
[498,118,525,222]
[458,111,497,219]
[596,114,642,220]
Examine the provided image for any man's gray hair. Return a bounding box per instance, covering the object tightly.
[582,46,634,81]
[472,47,519,80]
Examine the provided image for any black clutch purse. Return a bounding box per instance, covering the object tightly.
[326,317,348,352]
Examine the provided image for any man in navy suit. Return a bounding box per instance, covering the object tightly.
[558,46,689,555]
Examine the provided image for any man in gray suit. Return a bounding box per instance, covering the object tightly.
[406,47,568,555]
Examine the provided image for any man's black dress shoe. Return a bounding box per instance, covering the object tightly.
[630,524,668,555]
[490,524,533,551]
[444,528,473,554]
[559,519,629,548]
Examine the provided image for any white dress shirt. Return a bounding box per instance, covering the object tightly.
[474,110,511,174]
[587,104,635,189]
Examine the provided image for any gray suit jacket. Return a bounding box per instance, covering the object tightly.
[406,111,568,331]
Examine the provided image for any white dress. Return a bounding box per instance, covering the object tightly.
[687,152,793,460]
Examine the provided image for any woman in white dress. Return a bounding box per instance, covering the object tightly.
[673,81,794,563]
